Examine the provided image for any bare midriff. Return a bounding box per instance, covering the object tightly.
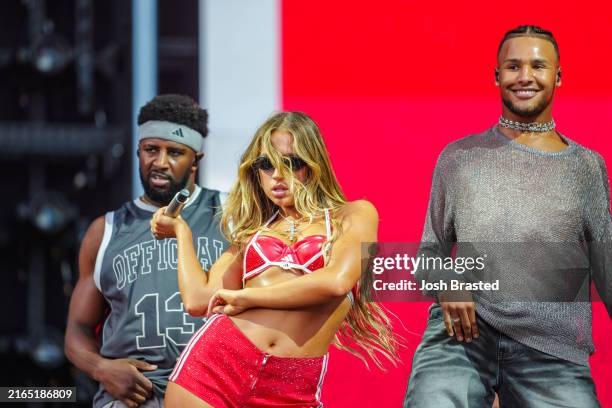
[230,266,351,358]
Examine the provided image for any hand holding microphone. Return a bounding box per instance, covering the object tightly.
[151,189,191,239]
[164,189,191,217]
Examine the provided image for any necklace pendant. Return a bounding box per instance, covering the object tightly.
[284,221,298,242]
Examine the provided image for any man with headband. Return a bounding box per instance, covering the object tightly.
[65,94,227,407]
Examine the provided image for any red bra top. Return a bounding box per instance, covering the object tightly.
[243,209,332,285]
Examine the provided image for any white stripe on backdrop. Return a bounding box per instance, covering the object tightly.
[198,0,281,192]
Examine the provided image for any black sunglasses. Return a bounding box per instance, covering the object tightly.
[253,155,307,173]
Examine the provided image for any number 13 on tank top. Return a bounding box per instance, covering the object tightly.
[134,291,205,349]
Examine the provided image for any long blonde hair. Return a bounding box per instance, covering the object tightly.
[221,111,400,369]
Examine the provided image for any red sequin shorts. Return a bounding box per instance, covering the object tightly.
[169,313,329,407]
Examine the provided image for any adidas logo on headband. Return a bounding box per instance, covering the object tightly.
[171,128,184,138]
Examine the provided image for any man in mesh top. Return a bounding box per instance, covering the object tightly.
[403,26,611,407]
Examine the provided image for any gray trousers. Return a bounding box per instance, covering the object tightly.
[403,304,600,408]
[102,394,164,408]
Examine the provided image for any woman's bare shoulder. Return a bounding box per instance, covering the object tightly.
[336,199,378,220]
[334,200,379,236]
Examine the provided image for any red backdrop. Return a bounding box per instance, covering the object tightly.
[282,1,612,406]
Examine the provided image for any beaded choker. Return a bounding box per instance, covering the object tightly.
[499,116,555,132]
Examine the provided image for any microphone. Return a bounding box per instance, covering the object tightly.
[164,189,191,218]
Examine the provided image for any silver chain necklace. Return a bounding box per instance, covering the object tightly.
[499,116,555,132]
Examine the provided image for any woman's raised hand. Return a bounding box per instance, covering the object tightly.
[150,207,188,239]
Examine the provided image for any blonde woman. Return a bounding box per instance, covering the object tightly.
[151,112,399,407]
